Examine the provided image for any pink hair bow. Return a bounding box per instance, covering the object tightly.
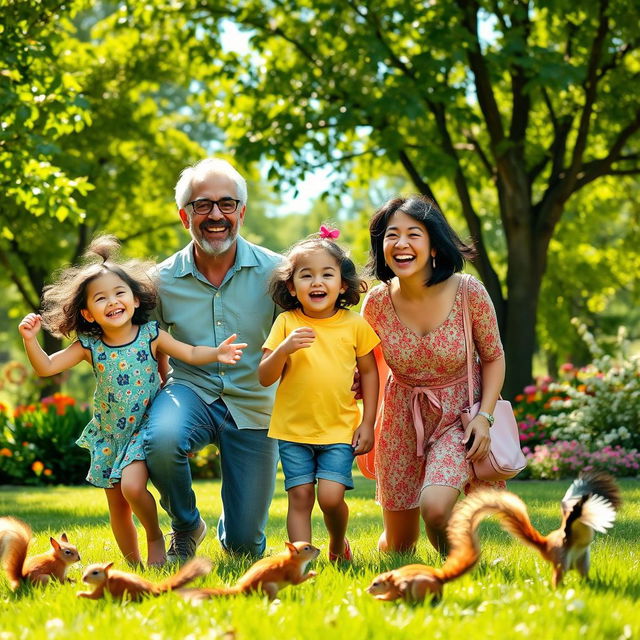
[319,224,340,239]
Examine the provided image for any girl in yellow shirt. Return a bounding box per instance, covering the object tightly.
[259,227,379,562]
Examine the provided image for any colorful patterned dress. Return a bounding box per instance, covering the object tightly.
[362,275,504,511]
[76,321,160,488]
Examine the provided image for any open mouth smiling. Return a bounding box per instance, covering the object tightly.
[393,254,415,263]
[106,309,124,318]
[201,221,231,234]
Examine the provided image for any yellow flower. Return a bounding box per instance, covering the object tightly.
[0,448,12,457]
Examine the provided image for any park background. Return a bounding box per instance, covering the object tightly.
[0,1,638,638]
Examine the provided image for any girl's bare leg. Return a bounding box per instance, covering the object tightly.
[120,461,165,566]
[104,485,141,565]
[378,507,420,553]
[317,479,349,557]
[286,483,315,543]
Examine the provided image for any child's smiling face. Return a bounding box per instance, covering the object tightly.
[81,271,139,333]
[287,247,345,319]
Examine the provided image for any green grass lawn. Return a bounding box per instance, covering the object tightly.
[1,473,638,639]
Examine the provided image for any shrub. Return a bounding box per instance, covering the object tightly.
[513,377,569,448]
[189,444,222,480]
[0,394,91,485]
[522,440,640,480]
[538,322,640,450]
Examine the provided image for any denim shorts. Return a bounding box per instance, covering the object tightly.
[277,440,355,491]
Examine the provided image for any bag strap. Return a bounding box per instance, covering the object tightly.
[461,274,475,407]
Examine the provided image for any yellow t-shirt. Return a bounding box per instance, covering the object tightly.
[263,308,380,444]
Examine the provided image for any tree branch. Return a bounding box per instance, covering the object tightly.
[455,0,506,148]
[462,131,495,178]
[507,2,532,144]
[562,0,610,195]
[0,246,40,310]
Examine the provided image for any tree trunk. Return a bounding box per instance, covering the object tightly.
[500,202,553,398]
[503,265,541,399]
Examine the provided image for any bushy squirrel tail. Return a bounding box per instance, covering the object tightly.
[176,585,242,601]
[434,489,548,583]
[432,492,483,583]
[157,557,212,592]
[0,517,31,590]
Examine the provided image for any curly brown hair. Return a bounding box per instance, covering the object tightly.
[40,235,157,338]
[269,233,367,311]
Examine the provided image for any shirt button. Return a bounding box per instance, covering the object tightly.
[220,371,225,376]
[216,321,222,326]
[215,292,221,297]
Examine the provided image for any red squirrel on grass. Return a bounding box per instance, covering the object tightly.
[77,557,212,601]
[178,541,320,602]
[366,491,486,604]
[367,471,621,603]
[0,516,80,590]
[458,471,621,588]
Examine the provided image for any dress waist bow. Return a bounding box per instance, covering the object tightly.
[391,372,469,457]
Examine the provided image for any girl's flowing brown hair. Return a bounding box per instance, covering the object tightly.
[40,235,157,338]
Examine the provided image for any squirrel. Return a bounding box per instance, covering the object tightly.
[455,470,621,588]
[0,516,80,590]
[366,491,486,604]
[178,541,320,602]
[77,556,212,601]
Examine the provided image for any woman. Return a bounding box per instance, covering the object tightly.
[362,195,505,553]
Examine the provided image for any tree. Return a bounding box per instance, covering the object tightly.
[0,2,207,394]
[170,0,640,396]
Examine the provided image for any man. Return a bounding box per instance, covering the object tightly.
[143,158,281,561]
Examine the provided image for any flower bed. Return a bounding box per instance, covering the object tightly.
[0,393,220,485]
[512,322,640,479]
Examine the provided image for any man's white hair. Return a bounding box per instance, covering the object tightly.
[174,158,248,209]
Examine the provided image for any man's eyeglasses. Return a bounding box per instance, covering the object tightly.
[187,198,241,215]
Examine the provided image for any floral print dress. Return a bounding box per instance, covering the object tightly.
[362,276,504,510]
[76,321,160,488]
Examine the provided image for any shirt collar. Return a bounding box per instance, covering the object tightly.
[172,236,259,278]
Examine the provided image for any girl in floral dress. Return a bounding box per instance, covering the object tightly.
[363,196,506,554]
[18,236,246,566]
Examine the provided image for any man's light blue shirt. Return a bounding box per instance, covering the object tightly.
[153,236,281,429]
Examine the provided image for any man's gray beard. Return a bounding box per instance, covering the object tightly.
[190,227,237,256]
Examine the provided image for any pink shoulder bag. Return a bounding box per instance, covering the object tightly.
[459,275,526,481]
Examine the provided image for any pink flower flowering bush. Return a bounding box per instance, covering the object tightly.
[538,322,640,450]
[513,376,571,447]
[521,440,640,480]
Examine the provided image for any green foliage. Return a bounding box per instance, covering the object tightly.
[0,0,93,233]
[537,180,640,370]
[166,0,640,395]
[0,394,91,485]
[0,478,638,639]
[188,444,221,480]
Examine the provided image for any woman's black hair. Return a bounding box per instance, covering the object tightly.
[269,234,367,311]
[365,195,476,286]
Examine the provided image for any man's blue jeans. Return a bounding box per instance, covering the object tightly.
[143,383,278,556]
